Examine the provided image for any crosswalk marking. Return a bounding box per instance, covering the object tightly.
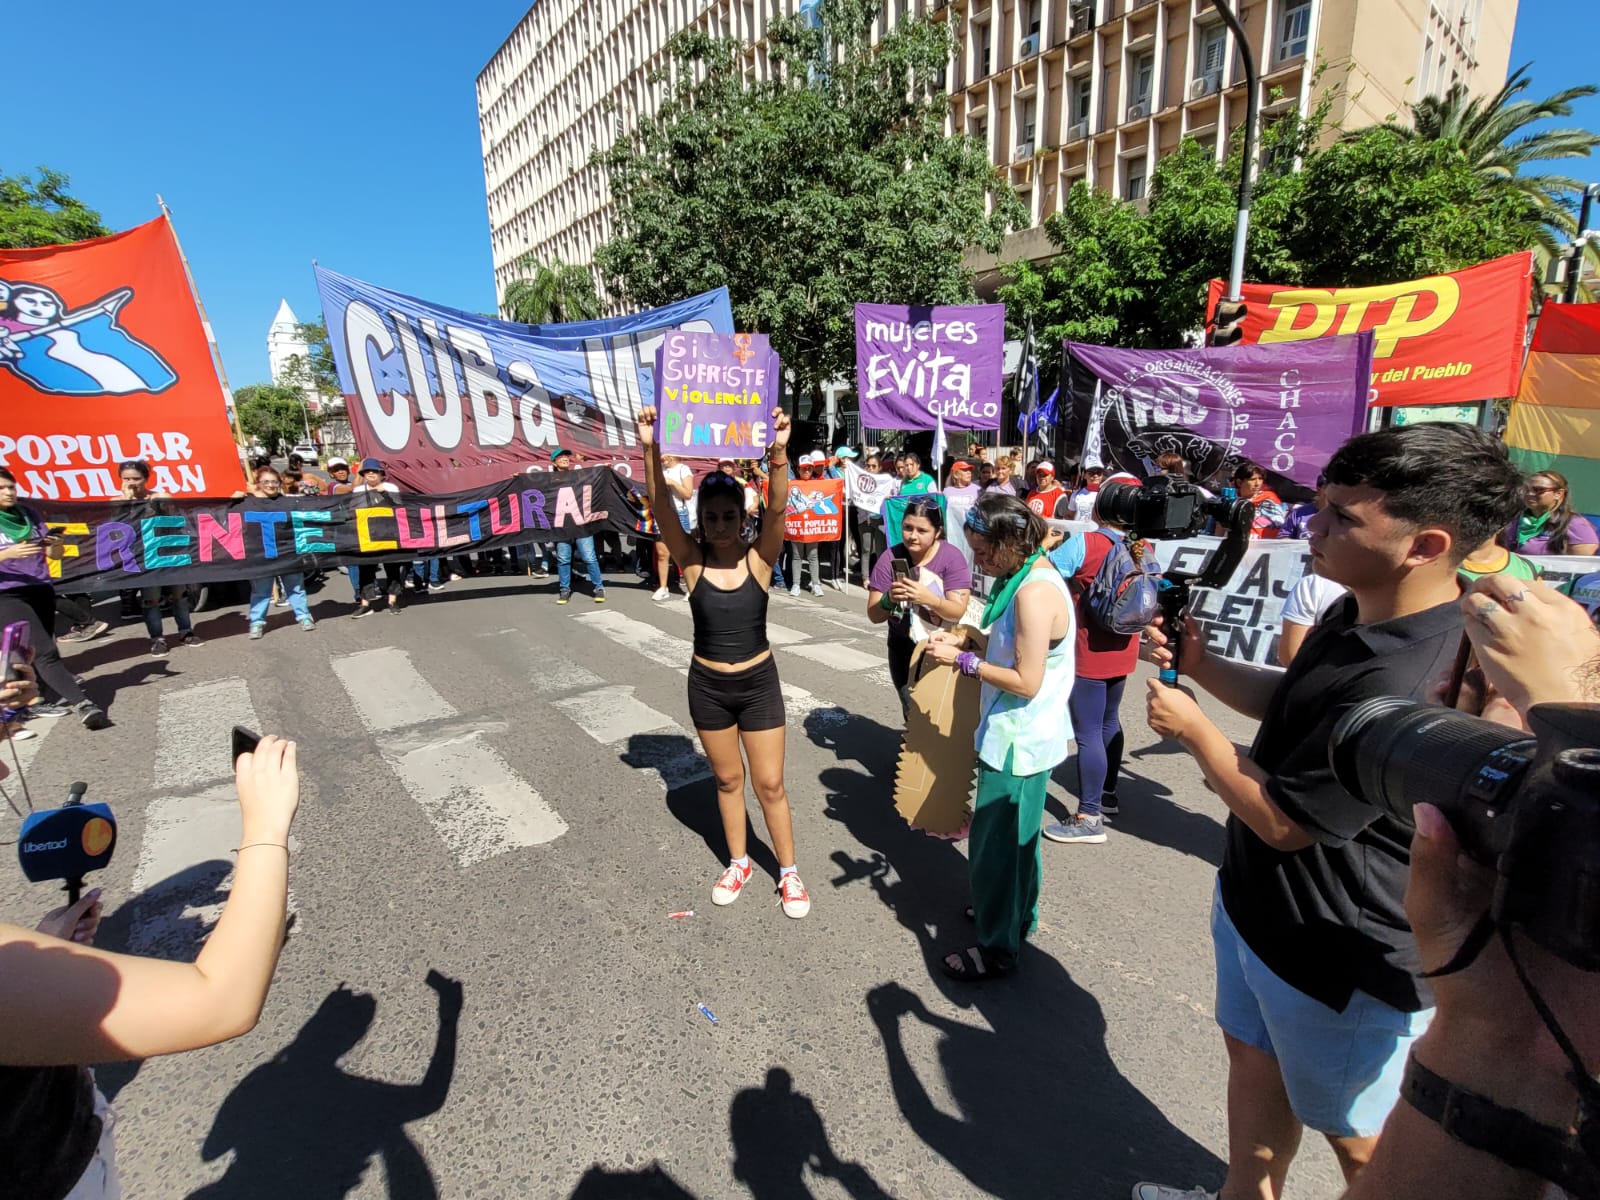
[154,678,258,788]
[762,622,808,646]
[783,641,885,673]
[331,648,568,865]
[331,647,455,732]
[551,684,711,790]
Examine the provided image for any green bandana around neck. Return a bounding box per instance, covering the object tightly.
[1516,509,1553,546]
[0,506,33,543]
[980,549,1045,629]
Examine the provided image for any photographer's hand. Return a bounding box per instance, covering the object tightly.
[36,889,103,946]
[1462,577,1600,719]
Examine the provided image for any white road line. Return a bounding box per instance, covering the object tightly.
[330,648,567,865]
[331,647,455,733]
[762,622,809,646]
[154,678,259,788]
[384,732,568,867]
[551,684,711,790]
[782,641,885,673]
[529,660,606,694]
[2,713,62,779]
[551,685,679,745]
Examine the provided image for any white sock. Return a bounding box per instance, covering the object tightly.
[779,864,797,879]
[731,856,749,871]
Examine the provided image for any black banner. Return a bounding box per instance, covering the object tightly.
[34,468,639,591]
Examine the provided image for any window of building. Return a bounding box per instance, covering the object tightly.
[1278,0,1311,62]
[977,20,992,76]
[1196,22,1227,84]
[1125,157,1146,201]
[1130,50,1154,113]
[969,113,988,148]
[1024,0,1041,37]
[1071,74,1092,127]
[1017,97,1037,152]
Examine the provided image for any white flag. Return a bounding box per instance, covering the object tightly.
[843,459,899,517]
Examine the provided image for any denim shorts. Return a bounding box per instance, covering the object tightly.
[1211,883,1432,1138]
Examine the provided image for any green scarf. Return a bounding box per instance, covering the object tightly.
[1516,509,1552,547]
[0,505,33,544]
[981,549,1045,629]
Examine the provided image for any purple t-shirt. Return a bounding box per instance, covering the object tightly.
[0,505,49,591]
[870,541,973,636]
[1503,513,1599,556]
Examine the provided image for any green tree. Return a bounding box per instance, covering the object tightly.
[1379,64,1599,258]
[277,320,342,404]
[595,0,1022,416]
[501,256,602,324]
[0,168,110,249]
[235,384,317,456]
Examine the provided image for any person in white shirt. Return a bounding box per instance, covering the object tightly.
[655,455,696,600]
[1277,568,1350,666]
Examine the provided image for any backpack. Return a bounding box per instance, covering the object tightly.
[1083,530,1160,635]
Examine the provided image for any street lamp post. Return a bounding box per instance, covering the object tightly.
[1209,0,1259,316]
[1562,182,1600,304]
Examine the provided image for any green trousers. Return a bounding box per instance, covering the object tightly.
[969,752,1049,969]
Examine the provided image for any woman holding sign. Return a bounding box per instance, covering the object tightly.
[637,404,811,920]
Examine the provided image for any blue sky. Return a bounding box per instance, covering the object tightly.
[4,1,1595,387]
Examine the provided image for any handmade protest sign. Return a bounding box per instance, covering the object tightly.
[654,331,778,457]
[34,468,637,592]
[1067,335,1373,499]
[855,304,1005,430]
[784,478,845,543]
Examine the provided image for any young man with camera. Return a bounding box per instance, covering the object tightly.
[1134,423,1525,1200]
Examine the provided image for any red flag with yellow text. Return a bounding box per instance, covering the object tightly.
[1205,253,1531,407]
[0,217,242,498]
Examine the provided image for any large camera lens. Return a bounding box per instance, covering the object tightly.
[1096,479,1143,530]
[1329,697,1536,861]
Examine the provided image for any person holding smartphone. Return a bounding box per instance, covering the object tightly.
[0,729,300,1199]
[867,497,972,715]
[0,468,108,730]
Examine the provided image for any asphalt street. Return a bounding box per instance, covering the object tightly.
[0,563,1347,1199]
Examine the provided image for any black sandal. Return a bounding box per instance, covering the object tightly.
[940,946,1013,982]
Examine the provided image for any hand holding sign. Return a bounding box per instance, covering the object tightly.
[655,332,779,457]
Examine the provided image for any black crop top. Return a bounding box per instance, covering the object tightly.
[688,569,770,662]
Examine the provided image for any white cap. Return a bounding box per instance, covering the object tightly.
[1036,460,1056,475]
[805,451,826,465]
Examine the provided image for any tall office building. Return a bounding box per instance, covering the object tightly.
[477,0,1518,304]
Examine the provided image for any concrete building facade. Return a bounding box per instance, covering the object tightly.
[477,0,1518,301]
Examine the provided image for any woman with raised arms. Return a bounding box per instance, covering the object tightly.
[637,404,811,919]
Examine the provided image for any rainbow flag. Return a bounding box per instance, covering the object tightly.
[1506,304,1600,517]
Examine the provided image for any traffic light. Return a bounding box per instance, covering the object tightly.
[1209,297,1248,347]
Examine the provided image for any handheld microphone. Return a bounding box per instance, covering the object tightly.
[18,781,115,904]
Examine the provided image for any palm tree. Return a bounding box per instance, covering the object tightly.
[1381,64,1599,287]
[501,256,602,325]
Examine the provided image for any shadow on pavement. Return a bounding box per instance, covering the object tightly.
[805,710,1223,1198]
[185,971,463,1200]
[623,731,781,882]
[729,1067,893,1200]
[569,1163,700,1198]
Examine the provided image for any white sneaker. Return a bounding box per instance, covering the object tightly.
[712,861,754,906]
[652,587,670,601]
[809,583,823,596]
[778,871,811,918]
[1131,1185,1216,1200]
[789,584,801,597]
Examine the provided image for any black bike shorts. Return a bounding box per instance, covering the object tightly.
[686,655,785,733]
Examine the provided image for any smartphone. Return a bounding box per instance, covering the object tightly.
[0,620,30,681]
[231,725,262,765]
[891,558,912,582]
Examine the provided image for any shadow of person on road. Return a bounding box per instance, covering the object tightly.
[729,1067,892,1200]
[1043,763,1225,870]
[186,970,463,1200]
[804,710,1223,1198]
[622,732,781,880]
[569,1163,700,1198]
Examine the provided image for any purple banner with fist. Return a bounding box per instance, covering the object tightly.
[1066,334,1375,494]
[854,303,1006,431]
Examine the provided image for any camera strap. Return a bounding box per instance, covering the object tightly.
[1419,912,1496,980]
[1402,1056,1600,1199]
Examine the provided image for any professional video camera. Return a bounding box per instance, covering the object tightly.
[1331,699,1600,971]
[1096,475,1256,684]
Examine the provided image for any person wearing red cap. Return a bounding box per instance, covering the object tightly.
[943,460,981,505]
[1024,461,1071,520]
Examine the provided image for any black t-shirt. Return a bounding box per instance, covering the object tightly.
[0,1065,100,1199]
[1218,595,1462,1013]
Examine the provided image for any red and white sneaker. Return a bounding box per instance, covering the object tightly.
[711,861,754,906]
[777,871,811,919]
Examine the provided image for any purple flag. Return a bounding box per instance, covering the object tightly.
[655,331,780,458]
[1067,334,1375,492]
[855,303,1005,431]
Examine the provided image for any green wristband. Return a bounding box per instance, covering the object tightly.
[878,593,896,613]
